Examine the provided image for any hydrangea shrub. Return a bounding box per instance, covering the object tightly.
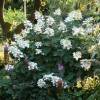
[1,8,100,100]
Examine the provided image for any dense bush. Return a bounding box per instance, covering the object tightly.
[0,8,100,100]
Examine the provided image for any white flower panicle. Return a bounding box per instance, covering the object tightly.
[46,16,55,26]
[35,11,42,20]
[14,35,29,49]
[21,29,29,37]
[34,19,45,34]
[37,73,64,88]
[28,62,38,70]
[37,79,46,88]
[35,42,42,48]
[14,34,23,41]
[35,49,43,55]
[65,10,82,22]
[85,26,94,34]
[54,8,61,16]
[34,24,43,33]
[80,59,91,71]
[24,20,33,30]
[43,73,63,87]
[9,45,24,58]
[82,17,94,26]
[37,18,45,28]
[73,51,82,61]
[72,26,85,36]
[44,27,55,37]
[58,21,67,32]
[5,64,14,71]
[34,12,45,34]
[60,38,72,50]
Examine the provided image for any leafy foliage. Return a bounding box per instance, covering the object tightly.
[0,1,100,100]
[4,8,25,31]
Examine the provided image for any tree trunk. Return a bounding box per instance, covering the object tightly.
[0,0,4,23]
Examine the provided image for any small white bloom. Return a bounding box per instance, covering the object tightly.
[38,73,65,88]
[80,59,91,71]
[37,19,45,28]
[72,26,85,36]
[17,40,29,49]
[24,20,33,30]
[60,38,72,50]
[35,49,43,55]
[54,8,61,15]
[28,62,38,70]
[21,29,29,37]
[37,79,46,88]
[64,17,73,22]
[82,17,94,27]
[43,73,54,80]
[58,21,67,32]
[9,45,24,58]
[34,24,42,33]
[14,34,23,40]
[51,76,62,87]
[5,64,14,71]
[46,16,55,26]
[43,73,62,87]
[35,11,42,19]
[73,51,82,61]
[44,27,55,36]
[85,27,93,34]
[35,42,42,48]
[65,10,82,22]
[14,35,29,49]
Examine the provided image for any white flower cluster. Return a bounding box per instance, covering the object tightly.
[73,51,82,61]
[9,45,24,58]
[34,11,45,34]
[28,61,38,70]
[85,26,94,34]
[37,73,63,88]
[35,42,42,48]
[82,17,94,27]
[80,59,91,71]
[46,16,55,26]
[23,20,33,36]
[53,8,61,16]
[82,17,94,34]
[35,11,42,20]
[65,10,82,22]
[24,20,33,30]
[33,10,67,37]
[33,11,55,37]
[58,21,67,32]
[14,35,29,49]
[44,27,55,37]
[37,79,46,88]
[34,42,43,55]
[72,26,85,36]
[5,64,14,71]
[60,38,72,50]
[35,49,43,55]
[34,24,43,34]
